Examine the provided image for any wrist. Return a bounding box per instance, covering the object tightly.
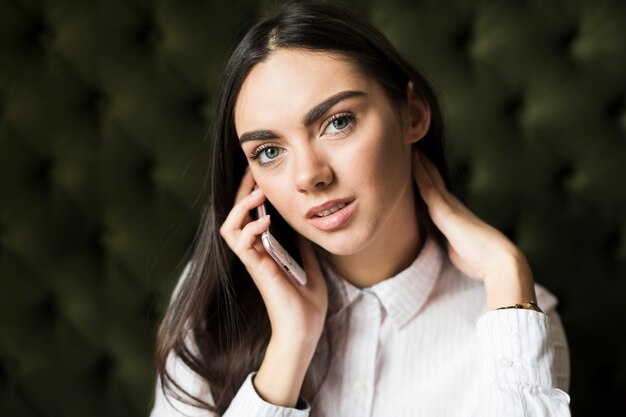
[273,319,325,348]
[254,336,318,408]
[483,253,537,310]
[496,300,543,313]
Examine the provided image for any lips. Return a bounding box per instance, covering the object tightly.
[306,198,355,218]
[314,202,347,217]
[306,198,356,231]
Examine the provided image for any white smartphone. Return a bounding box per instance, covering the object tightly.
[255,202,308,286]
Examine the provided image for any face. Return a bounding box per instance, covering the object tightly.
[234,48,425,258]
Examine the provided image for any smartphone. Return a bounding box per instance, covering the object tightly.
[255,201,308,286]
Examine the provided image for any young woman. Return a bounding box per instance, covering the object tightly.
[151,2,571,416]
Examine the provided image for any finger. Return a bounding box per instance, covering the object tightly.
[416,149,465,210]
[415,152,482,241]
[414,149,472,217]
[233,167,257,204]
[413,149,444,203]
[297,236,324,289]
[413,149,451,211]
[237,215,270,253]
[220,188,266,244]
[416,149,448,196]
[235,215,271,266]
[413,148,434,193]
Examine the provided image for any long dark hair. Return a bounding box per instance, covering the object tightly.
[155,1,450,414]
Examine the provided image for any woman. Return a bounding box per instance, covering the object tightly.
[151,2,570,416]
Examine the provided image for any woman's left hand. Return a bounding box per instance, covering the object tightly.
[413,148,537,310]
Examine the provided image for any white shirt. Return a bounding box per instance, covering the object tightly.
[151,236,571,416]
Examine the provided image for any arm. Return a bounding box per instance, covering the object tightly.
[152,170,327,416]
[150,366,311,417]
[150,327,313,417]
[473,307,571,417]
[412,149,571,415]
[150,221,321,417]
[218,170,328,412]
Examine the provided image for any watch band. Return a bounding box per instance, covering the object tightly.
[496,300,543,313]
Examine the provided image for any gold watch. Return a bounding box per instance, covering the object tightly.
[496,301,543,313]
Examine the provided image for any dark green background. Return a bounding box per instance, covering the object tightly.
[1,0,625,416]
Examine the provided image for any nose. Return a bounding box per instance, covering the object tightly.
[293,145,333,193]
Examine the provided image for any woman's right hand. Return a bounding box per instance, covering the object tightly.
[221,168,328,406]
[219,168,329,347]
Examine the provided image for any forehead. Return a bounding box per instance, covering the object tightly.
[234,49,373,133]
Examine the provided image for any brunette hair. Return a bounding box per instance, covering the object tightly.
[155,1,450,414]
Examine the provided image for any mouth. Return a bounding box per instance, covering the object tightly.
[315,202,351,218]
[306,198,356,231]
[306,199,354,219]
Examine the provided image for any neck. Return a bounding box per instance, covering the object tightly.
[325,190,425,289]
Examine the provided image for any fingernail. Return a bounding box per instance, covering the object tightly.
[414,150,424,170]
[417,160,432,185]
[414,154,423,172]
[258,214,270,222]
[251,187,262,196]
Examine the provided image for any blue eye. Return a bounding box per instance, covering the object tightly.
[253,145,284,166]
[324,113,355,135]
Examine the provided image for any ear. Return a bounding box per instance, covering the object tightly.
[404,81,431,144]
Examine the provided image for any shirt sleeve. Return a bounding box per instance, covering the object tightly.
[150,343,312,417]
[150,368,311,417]
[150,262,311,416]
[224,372,311,417]
[472,308,571,417]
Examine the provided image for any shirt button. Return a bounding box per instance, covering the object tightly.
[352,382,368,395]
[499,324,512,335]
[362,292,376,306]
[498,357,514,368]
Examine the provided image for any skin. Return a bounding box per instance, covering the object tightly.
[235,48,429,287]
[220,48,537,407]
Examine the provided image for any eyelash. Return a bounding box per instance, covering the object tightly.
[250,144,281,167]
[324,112,356,135]
[249,112,357,167]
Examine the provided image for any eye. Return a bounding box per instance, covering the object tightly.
[324,113,355,135]
[252,145,284,166]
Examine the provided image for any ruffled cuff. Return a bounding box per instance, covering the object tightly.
[224,372,311,417]
[476,309,555,387]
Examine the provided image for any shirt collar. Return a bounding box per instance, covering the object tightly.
[323,235,444,330]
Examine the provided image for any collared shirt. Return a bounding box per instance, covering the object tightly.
[151,236,571,417]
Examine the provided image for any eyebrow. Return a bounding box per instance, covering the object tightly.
[238,90,366,143]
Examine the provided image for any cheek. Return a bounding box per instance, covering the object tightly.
[352,119,408,186]
[257,179,298,219]
[248,168,280,205]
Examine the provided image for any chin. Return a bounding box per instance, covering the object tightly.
[308,228,373,257]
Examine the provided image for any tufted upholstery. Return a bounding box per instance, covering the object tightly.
[0,0,624,416]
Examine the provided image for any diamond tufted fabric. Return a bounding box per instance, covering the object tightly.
[0,0,624,416]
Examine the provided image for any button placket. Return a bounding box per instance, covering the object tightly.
[498,357,514,368]
[352,381,368,396]
[345,290,381,415]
